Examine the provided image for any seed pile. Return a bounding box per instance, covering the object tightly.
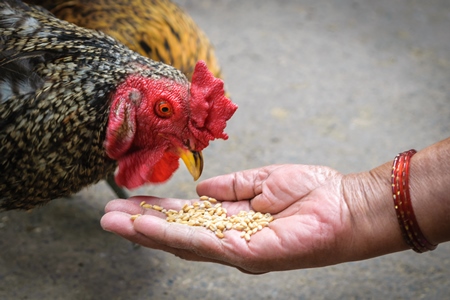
[131,196,273,241]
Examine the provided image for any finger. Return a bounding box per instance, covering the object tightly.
[133,214,222,251]
[101,212,243,268]
[101,211,204,258]
[196,165,284,201]
[101,208,220,256]
[104,196,199,215]
[132,214,250,264]
[100,211,168,248]
[101,211,134,233]
[104,197,256,230]
[104,199,143,214]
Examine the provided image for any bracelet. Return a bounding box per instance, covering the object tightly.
[391,149,437,253]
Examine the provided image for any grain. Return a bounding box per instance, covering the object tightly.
[135,196,274,241]
[130,214,141,221]
[215,230,225,239]
[152,205,163,211]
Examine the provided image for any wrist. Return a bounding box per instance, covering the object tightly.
[340,163,409,262]
[341,138,450,261]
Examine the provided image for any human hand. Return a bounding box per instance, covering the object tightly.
[102,139,450,273]
[101,164,370,273]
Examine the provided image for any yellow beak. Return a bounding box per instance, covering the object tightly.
[178,148,203,181]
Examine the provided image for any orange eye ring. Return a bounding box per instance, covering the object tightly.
[155,101,173,118]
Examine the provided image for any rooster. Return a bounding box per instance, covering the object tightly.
[24,0,226,199]
[24,0,223,81]
[0,0,237,211]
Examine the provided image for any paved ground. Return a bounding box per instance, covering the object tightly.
[1,0,449,299]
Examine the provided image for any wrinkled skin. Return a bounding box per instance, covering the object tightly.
[102,164,393,274]
[102,125,450,275]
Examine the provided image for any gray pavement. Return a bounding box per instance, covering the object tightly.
[1,0,450,299]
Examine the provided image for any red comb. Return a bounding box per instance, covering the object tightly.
[188,61,238,150]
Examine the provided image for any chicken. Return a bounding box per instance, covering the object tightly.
[24,0,226,199]
[0,0,237,211]
[24,0,223,81]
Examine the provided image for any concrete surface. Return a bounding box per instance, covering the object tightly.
[1,0,450,299]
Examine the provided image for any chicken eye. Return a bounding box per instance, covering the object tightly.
[155,101,173,118]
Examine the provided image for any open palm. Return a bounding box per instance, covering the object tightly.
[101,164,353,273]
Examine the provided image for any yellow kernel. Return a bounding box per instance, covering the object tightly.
[248,222,257,229]
[216,222,225,230]
[152,205,163,211]
[183,205,196,212]
[137,198,273,240]
[191,212,202,219]
[130,214,141,221]
[257,220,269,226]
[215,230,224,238]
[234,224,246,231]
[253,212,263,219]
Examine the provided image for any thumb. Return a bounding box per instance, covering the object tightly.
[196,165,285,201]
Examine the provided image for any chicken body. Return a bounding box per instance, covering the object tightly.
[24,0,222,81]
[0,0,236,210]
[23,0,226,199]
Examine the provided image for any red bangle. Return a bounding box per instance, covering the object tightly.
[391,150,437,253]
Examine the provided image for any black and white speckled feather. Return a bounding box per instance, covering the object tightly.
[0,0,189,210]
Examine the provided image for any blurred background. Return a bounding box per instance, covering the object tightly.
[1,0,449,298]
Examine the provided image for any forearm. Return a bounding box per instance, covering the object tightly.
[409,137,450,245]
[101,139,450,273]
[342,137,450,262]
